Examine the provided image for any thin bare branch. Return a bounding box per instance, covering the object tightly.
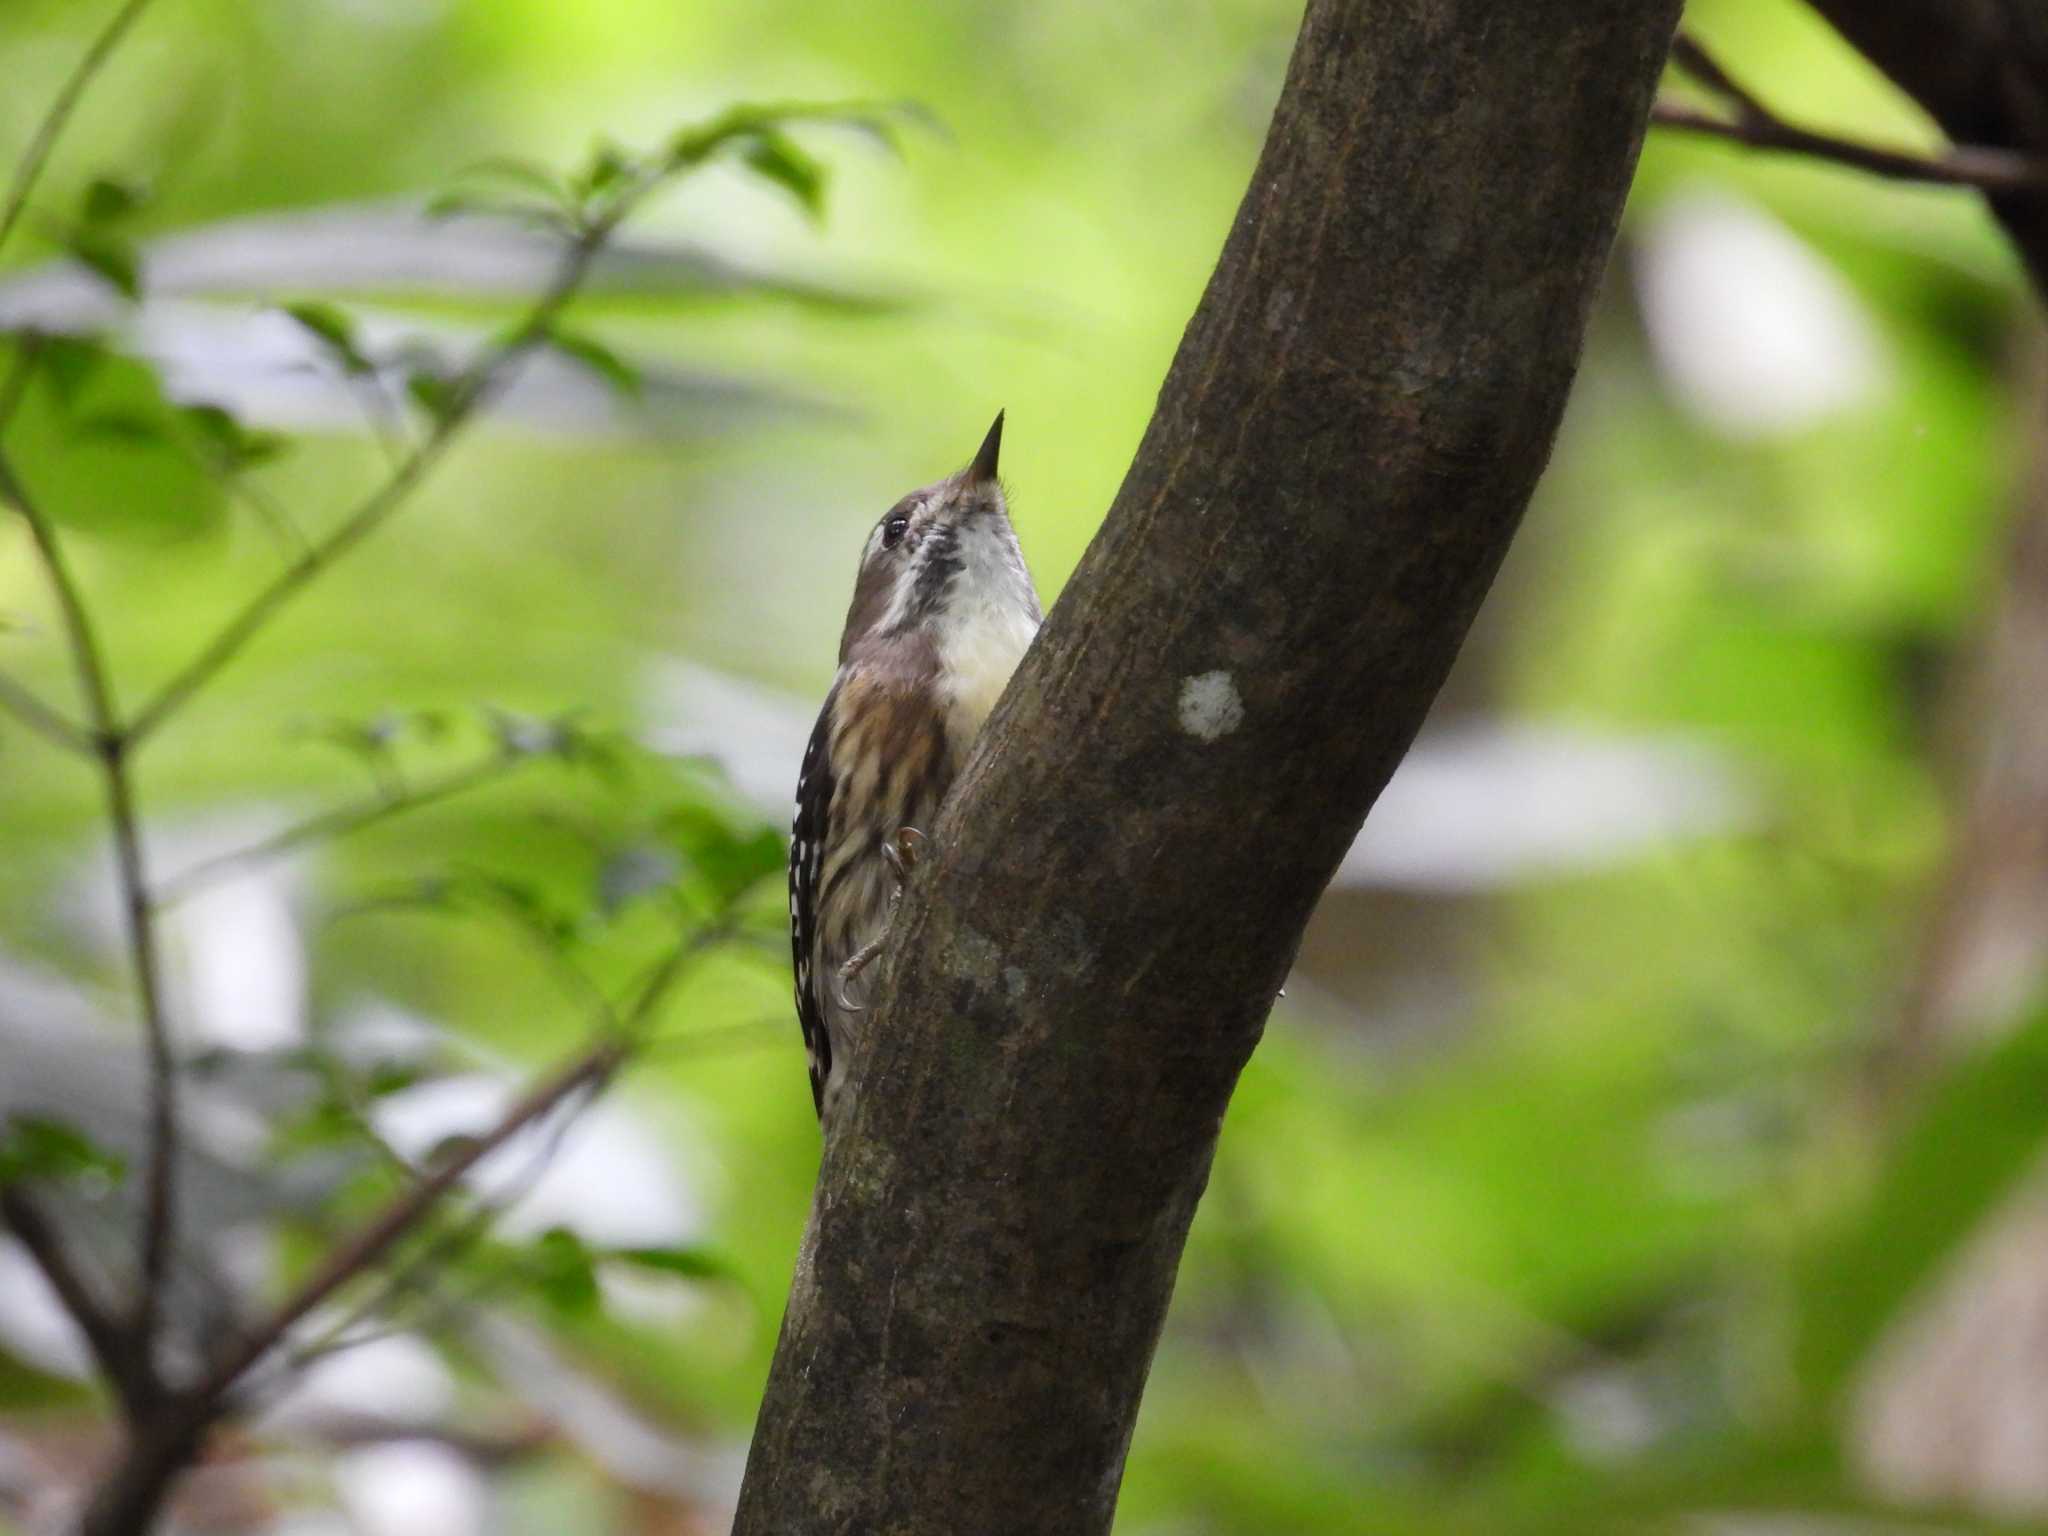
[305,1409,555,1463]
[0,669,93,753]
[153,748,533,905]
[1651,101,2048,192]
[0,0,160,260]
[1667,32,1772,121]
[197,1038,623,1403]
[0,1187,153,1413]
[101,756,178,1352]
[191,917,726,1408]
[285,1073,608,1371]
[0,331,42,436]
[0,454,117,734]
[215,471,308,559]
[0,450,181,1358]
[169,435,309,558]
[1653,31,2048,194]
[344,367,415,472]
[0,345,78,750]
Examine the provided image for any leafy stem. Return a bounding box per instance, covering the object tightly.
[152,745,539,906]
[0,0,160,261]
[0,447,180,1364]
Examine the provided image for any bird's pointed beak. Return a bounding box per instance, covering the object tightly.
[965,410,1004,485]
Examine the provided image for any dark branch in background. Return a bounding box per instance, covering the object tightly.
[0,1189,150,1415]
[0,458,118,731]
[1652,31,2048,194]
[0,328,40,435]
[205,917,724,1397]
[1798,0,2048,292]
[732,0,1682,1530]
[0,340,94,752]
[0,450,180,1379]
[75,910,736,1536]
[285,1064,610,1372]
[0,0,177,1404]
[198,1044,623,1403]
[0,671,92,754]
[171,436,307,558]
[0,0,159,260]
[1649,103,2048,193]
[152,746,538,906]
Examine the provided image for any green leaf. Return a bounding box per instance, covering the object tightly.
[661,802,785,906]
[608,1244,737,1284]
[0,1115,127,1187]
[741,130,827,220]
[280,301,372,374]
[573,141,634,203]
[422,191,572,233]
[456,155,570,205]
[406,369,463,428]
[363,1063,429,1098]
[267,1100,365,1162]
[178,403,292,472]
[177,399,292,473]
[487,708,569,758]
[297,713,401,769]
[5,346,224,540]
[1796,1001,2048,1401]
[67,230,141,299]
[80,176,145,226]
[532,1226,601,1315]
[597,843,680,915]
[71,408,169,447]
[421,189,483,222]
[447,866,581,949]
[544,326,641,400]
[665,101,918,172]
[38,335,111,408]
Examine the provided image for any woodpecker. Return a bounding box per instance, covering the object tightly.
[789,413,1041,1124]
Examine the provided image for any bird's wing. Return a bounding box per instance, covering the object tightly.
[789,684,838,1118]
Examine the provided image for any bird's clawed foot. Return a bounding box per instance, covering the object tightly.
[883,825,928,882]
[835,826,931,1011]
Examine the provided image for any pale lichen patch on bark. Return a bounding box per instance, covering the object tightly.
[1177,671,1245,741]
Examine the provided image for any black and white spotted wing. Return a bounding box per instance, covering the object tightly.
[789,684,838,1118]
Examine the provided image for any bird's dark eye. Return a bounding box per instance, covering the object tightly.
[881,515,910,549]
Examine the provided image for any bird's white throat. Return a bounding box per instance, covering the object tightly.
[932,519,1040,757]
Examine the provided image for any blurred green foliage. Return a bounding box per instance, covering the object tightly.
[3,0,2048,1532]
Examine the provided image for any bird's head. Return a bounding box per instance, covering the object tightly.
[838,412,1038,661]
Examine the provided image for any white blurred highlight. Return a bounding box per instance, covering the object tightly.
[372,1076,702,1247]
[1341,723,1750,892]
[0,1243,92,1381]
[261,1334,458,1433]
[167,869,308,1052]
[645,663,1752,896]
[334,1441,487,1536]
[1635,188,1888,438]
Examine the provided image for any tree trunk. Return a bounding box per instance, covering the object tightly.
[731,2,1681,1531]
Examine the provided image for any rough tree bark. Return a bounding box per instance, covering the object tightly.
[732,1,1682,1530]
